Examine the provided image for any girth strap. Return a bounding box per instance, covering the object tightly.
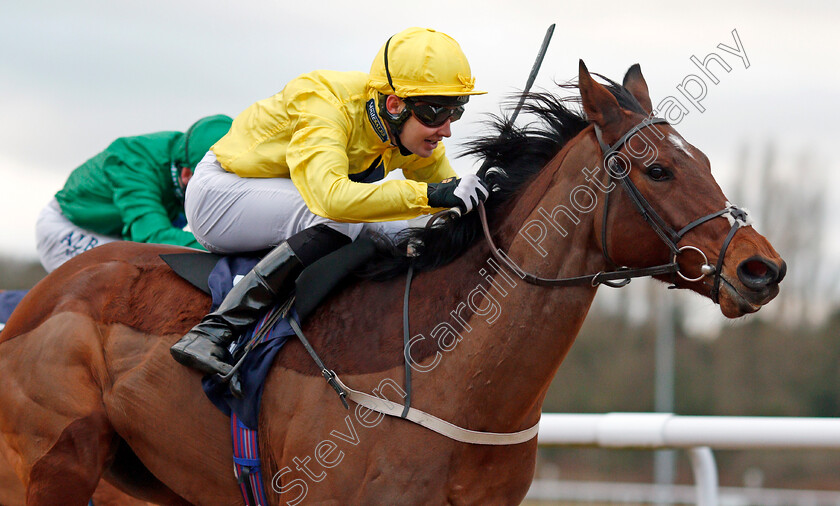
[231,413,269,506]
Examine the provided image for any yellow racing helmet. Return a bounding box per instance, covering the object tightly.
[369,27,486,99]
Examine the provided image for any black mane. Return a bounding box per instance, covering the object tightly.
[364,75,645,280]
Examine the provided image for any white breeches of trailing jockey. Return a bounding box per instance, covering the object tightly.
[35,197,121,272]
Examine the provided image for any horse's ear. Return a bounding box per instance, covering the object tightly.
[578,60,622,128]
[622,63,653,114]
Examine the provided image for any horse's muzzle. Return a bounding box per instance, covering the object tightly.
[724,256,786,311]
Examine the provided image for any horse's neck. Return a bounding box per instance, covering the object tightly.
[421,136,607,429]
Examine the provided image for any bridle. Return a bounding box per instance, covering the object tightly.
[479,116,752,302]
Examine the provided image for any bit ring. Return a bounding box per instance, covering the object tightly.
[675,245,713,282]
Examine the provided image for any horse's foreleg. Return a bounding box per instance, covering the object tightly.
[25,411,117,505]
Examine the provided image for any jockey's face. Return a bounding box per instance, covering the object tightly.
[385,95,453,158]
[399,113,452,158]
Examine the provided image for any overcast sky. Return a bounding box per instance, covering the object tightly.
[2,0,838,276]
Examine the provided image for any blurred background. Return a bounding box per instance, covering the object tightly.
[2,0,838,503]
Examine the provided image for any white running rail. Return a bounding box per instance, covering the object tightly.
[538,413,840,506]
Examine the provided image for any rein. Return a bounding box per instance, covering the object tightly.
[479,204,676,288]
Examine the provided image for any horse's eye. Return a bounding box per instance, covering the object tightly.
[646,165,672,181]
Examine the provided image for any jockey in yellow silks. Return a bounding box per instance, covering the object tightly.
[214,70,456,222]
[172,27,489,377]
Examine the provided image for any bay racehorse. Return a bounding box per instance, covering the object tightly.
[0,61,784,504]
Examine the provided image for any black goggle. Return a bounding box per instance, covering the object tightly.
[404,99,464,128]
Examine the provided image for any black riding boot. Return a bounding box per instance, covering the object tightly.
[170,225,351,375]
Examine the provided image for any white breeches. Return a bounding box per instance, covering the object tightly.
[35,197,121,272]
[184,151,407,254]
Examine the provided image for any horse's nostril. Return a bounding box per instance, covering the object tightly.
[744,260,767,278]
[737,256,780,289]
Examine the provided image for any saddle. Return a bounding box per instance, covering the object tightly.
[158,238,377,427]
[160,237,377,320]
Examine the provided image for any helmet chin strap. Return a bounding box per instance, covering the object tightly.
[377,93,414,156]
[390,128,414,157]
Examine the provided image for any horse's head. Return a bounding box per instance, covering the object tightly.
[578,60,785,318]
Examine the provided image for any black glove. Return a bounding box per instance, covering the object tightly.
[427,174,489,214]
